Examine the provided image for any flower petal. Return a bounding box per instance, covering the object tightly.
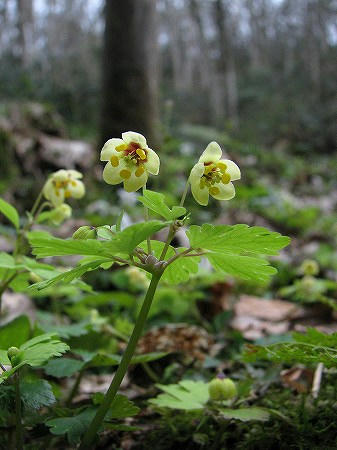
[43,179,64,206]
[67,170,83,179]
[221,159,241,181]
[199,141,222,164]
[144,148,160,175]
[191,182,209,206]
[52,169,69,182]
[189,162,205,184]
[122,131,147,148]
[211,182,235,201]
[103,163,124,185]
[123,169,148,192]
[101,138,124,161]
[67,179,85,199]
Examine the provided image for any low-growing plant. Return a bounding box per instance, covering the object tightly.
[1,131,291,448]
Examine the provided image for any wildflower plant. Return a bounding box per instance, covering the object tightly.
[1,132,290,448]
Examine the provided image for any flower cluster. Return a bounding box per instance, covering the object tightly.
[100,132,240,207]
[189,142,241,206]
[101,131,160,192]
[43,169,85,224]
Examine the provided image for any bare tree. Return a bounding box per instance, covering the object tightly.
[101,0,159,146]
[16,0,34,67]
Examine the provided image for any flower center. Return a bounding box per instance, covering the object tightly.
[200,162,230,189]
[116,141,148,165]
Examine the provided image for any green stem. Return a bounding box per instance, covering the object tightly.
[142,185,152,255]
[66,370,84,407]
[14,371,23,450]
[159,225,175,261]
[30,189,43,218]
[180,181,190,207]
[79,271,163,450]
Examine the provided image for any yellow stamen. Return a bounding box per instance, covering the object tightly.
[135,166,145,177]
[200,179,206,189]
[55,189,60,197]
[136,148,147,160]
[71,181,77,186]
[116,144,127,152]
[65,190,71,198]
[222,173,231,184]
[204,165,213,175]
[120,169,131,179]
[210,186,220,196]
[110,155,119,167]
[217,162,227,172]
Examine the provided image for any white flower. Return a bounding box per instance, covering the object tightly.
[100,131,160,192]
[189,142,241,206]
[43,169,85,207]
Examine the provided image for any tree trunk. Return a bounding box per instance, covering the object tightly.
[101,0,159,147]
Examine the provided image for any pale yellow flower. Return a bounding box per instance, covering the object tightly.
[189,142,241,206]
[43,169,85,207]
[100,131,160,192]
[50,203,72,225]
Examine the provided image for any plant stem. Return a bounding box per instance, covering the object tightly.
[66,370,84,407]
[14,371,23,450]
[180,181,190,207]
[79,271,162,450]
[142,185,152,255]
[159,225,175,261]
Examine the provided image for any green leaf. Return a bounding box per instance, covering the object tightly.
[0,334,69,384]
[187,224,290,255]
[138,190,186,220]
[242,340,337,368]
[28,231,110,259]
[28,260,108,291]
[206,253,277,282]
[149,380,209,410]
[20,379,55,410]
[219,407,271,422]
[44,358,85,378]
[46,408,96,445]
[107,220,169,254]
[0,198,19,229]
[131,352,168,365]
[0,253,20,269]
[93,394,140,419]
[0,315,31,349]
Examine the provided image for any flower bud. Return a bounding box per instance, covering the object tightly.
[7,346,21,367]
[208,376,237,401]
[72,226,96,240]
[299,259,319,277]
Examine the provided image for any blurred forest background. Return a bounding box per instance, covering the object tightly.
[0,0,336,150]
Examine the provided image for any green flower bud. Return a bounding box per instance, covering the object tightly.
[7,347,21,367]
[72,226,96,240]
[208,376,237,401]
[299,259,319,277]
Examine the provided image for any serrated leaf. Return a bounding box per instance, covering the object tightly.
[0,253,20,269]
[138,190,186,220]
[149,380,209,410]
[206,253,277,282]
[0,315,31,349]
[107,220,169,254]
[46,408,96,444]
[28,231,110,259]
[20,379,55,410]
[219,407,270,422]
[293,328,337,347]
[28,260,108,291]
[95,394,140,419]
[242,341,337,368]
[44,358,85,378]
[0,198,19,229]
[0,334,69,384]
[187,224,290,255]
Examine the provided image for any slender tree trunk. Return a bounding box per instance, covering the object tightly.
[101,0,159,147]
[16,0,34,67]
